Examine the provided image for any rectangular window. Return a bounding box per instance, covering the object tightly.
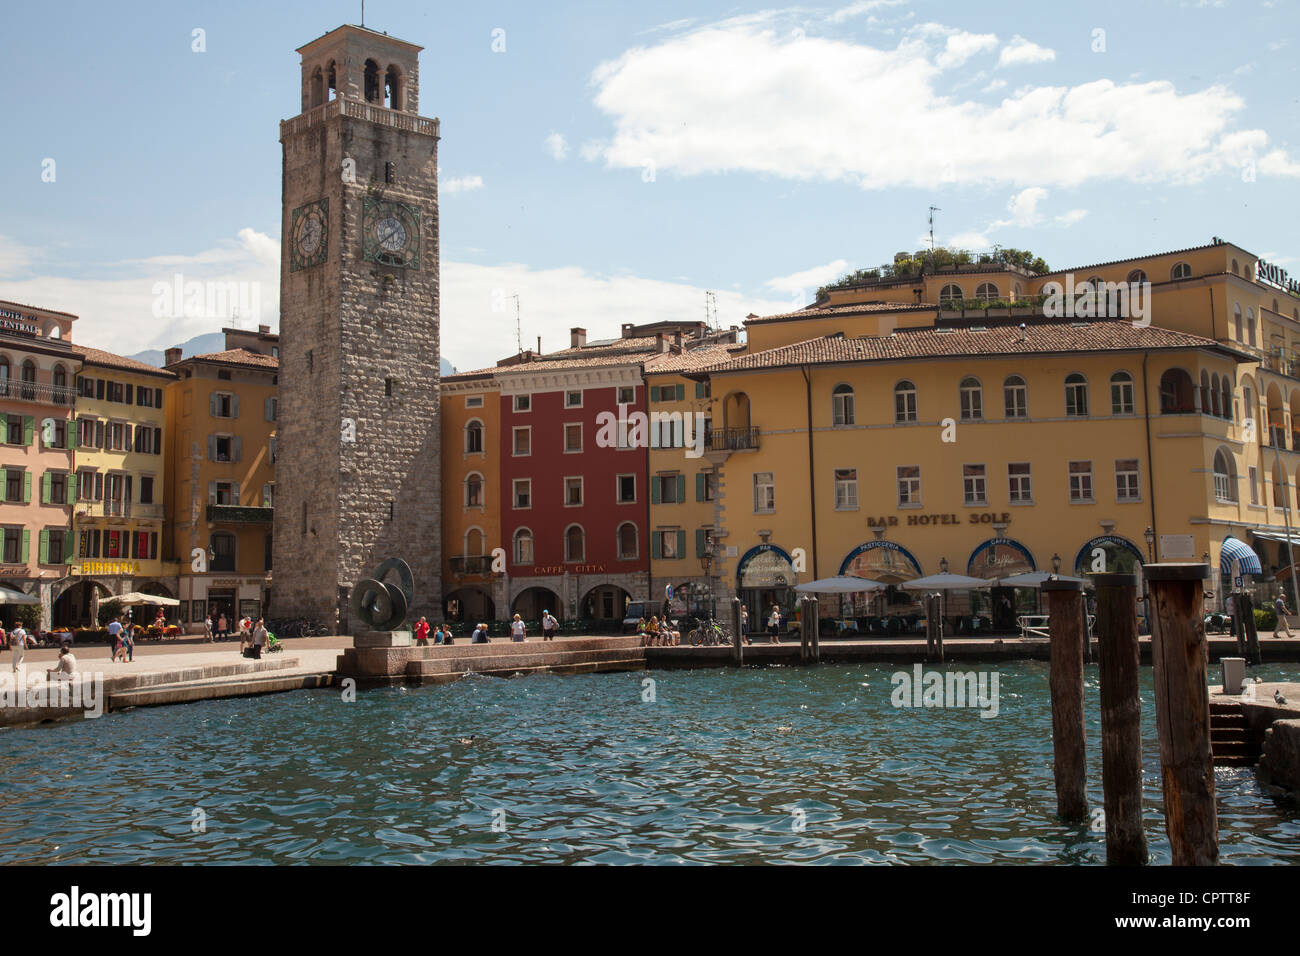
[1008,463,1033,503]
[107,421,125,451]
[963,464,987,505]
[50,472,68,505]
[77,417,95,448]
[512,426,531,456]
[465,395,483,408]
[48,530,64,565]
[213,392,234,418]
[1111,376,1135,415]
[6,417,23,445]
[513,394,531,412]
[565,477,583,506]
[212,481,238,505]
[138,387,155,408]
[513,479,531,509]
[215,435,233,462]
[77,470,95,502]
[618,474,636,503]
[2,528,20,564]
[655,474,682,504]
[834,468,858,510]
[1069,460,1094,502]
[140,476,155,505]
[47,420,67,449]
[898,465,921,506]
[1249,466,1260,505]
[656,530,681,559]
[618,386,635,405]
[564,422,583,452]
[565,390,582,408]
[4,470,21,502]
[754,472,775,513]
[1004,379,1028,419]
[1115,459,1141,502]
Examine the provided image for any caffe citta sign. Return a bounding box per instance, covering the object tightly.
[1256,260,1300,295]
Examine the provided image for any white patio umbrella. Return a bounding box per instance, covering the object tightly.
[0,588,40,605]
[112,592,181,606]
[997,571,1088,587]
[793,576,886,593]
[902,573,993,591]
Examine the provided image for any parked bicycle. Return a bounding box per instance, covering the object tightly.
[688,618,732,646]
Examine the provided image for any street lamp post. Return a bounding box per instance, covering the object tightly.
[1144,526,1155,563]
[699,549,714,619]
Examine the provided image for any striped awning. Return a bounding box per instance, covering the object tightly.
[1220,536,1263,577]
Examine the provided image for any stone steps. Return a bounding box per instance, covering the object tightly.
[110,671,336,709]
[1209,698,1263,766]
[411,657,646,685]
[407,646,645,678]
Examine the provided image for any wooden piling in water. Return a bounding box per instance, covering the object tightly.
[1080,597,1094,664]
[925,593,944,663]
[1239,591,1262,666]
[799,596,810,663]
[1044,578,1088,823]
[1093,572,1148,865]
[731,597,743,667]
[810,598,820,663]
[1145,563,1219,866]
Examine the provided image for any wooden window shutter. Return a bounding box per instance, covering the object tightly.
[676,530,686,558]
[651,533,661,560]
[676,474,686,503]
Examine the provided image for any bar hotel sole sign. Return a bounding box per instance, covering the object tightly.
[868,512,1012,527]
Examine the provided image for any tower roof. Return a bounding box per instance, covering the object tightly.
[296,24,423,55]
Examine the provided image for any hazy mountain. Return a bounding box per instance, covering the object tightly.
[129,332,457,377]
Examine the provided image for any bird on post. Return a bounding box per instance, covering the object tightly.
[1275,690,1289,705]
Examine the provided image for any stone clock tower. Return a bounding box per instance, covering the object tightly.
[274,24,441,629]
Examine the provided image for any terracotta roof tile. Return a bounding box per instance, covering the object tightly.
[703,321,1244,374]
[644,343,745,374]
[746,302,937,325]
[75,345,178,378]
[183,348,279,370]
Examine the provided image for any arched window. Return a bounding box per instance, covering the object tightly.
[326,61,338,99]
[1127,269,1147,285]
[1171,262,1192,280]
[1213,449,1237,502]
[465,527,485,556]
[363,59,381,102]
[513,528,534,565]
[831,383,855,426]
[564,524,585,562]
[19,359,35,400]
[210,532,236,572]
[1234,303,1243,342]
[975,282,999,303]
[1013,283,1022,300]
[1160,368,1195,414]
[1200,370,1212,415]
[938,284,963,307]
[0,355,9,396]
[1065,373,1089,417]
[1110,371,1135,415]
[1003,375,1028,419]
[384,65,404,110]
[465,419,484,454]
[1221,376,1233,423]
[959,376,983,421]
[309,66,324,108]
[52,364,66,405]
[1231,258,1240,276]
[617,522,638,560]
[465,472,483,508]
[1247,308,1257,348]
[894,380,918,423]
[1209,374,1222,418]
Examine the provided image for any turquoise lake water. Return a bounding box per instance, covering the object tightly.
[1,661,1297,864]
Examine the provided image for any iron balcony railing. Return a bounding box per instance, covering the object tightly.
[449,555,491,575]
[1263,347,1300,379]
[206,505,273,523]
[0,380,76,406]
[706,426,760,452]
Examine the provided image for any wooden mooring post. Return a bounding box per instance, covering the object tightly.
[1145,563,1219,866]
[799,596,810,663]
[1044,578,1088,823]
[730,597,743,667]
[810,597,820,663]
[1094,572,1148,865]
[1080,596,1094,664]
[925,593,944,663]
[1238,591,1263,666]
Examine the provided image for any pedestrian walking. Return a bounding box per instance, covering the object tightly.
[251,618,267,660]
[4,622,19,672]
[767,605,782,645]
[541,609,558,642]
[415,616,430,647]
[741,606,752,645]
[10,622,28,670]
[217,613,229,642]
[1275,593,1294,638]
[122,620,135,663]
[107,617,127,663]
[511,614,526,642]
[204,613,214,643]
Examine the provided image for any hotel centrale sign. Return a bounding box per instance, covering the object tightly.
[75,561,142,576]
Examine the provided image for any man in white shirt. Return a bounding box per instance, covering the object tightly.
[47,646,76,680]
[541,610,559,642]
[8,623,22,672]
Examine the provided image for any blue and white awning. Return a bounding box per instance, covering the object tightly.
[1220,536,1262,577]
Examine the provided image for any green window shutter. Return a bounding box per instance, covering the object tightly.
[23,416,34,446]
[676,474,685,503]
[650,385,660,403]
[675,530,686,559]
[64,531,75,564]
[231,394,241,418]
[19,530,29,564]
[651,478,661,504]
[66,425,76,449]
[696,529,707,558]
[676,384,685,401]
[651,534,662,560]
[41,471,51,504]
[38,530,49,565]
[22,471,31,504]
[696,472,706,501]
[696,382,705,398]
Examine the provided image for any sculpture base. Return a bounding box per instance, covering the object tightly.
[354,630,413,648]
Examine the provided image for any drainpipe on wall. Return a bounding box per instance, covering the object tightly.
[1142,351,1158,559]
[801,365,819,581]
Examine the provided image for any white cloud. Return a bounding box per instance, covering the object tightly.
[0,235,34,278]
[544,132,570,161]
[983,78,1007,93]
[764,258,852,295]
[946,231,993,250]
[586,20,1298,189]
[993,186,1049,228]
[1055,209,1088,226]
[443,175,484,193]
[998,35,1056,68]
[829,0,909,22]
[935,30,999,70]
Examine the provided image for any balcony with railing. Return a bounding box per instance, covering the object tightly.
[0,379,76,406]
[280,96,440,139]
[706,426,760,452]
[1262,347,1300,379]
[449,555,491,576]
[76,500,165,520]
[206,504,273,524]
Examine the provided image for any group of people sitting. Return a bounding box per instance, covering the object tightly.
[637,615,681,646]
[414,618,494,646]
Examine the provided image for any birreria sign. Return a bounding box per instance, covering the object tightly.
[0,671,104,718]
[1042,274,1152,327]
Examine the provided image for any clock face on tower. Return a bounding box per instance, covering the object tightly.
[289,199,329,272]
[362,198,421,269]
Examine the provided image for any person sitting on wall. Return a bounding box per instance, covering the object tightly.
[442,624,455,645]
[47,646,76,681]
[643,616,661,647]
[415,616,430,647]
[471,622,490,644]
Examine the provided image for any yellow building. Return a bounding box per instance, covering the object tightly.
[59,347,178,623]
[697,238,1296,628]
[440,369,501,622]
[164,328,278,630]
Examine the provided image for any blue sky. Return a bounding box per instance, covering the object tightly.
[2,0,1297,370]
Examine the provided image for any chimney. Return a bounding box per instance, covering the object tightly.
[537,335,542,355]
[673,330,683,350]
[621,323,634,339]
[258,324,270,334]
[571,327,586,348]
[164,347,182,366]
[655,332,666,353]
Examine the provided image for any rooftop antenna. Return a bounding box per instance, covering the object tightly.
[510,294,521,354]
[361,1,365,27]
[928,205,941,269]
